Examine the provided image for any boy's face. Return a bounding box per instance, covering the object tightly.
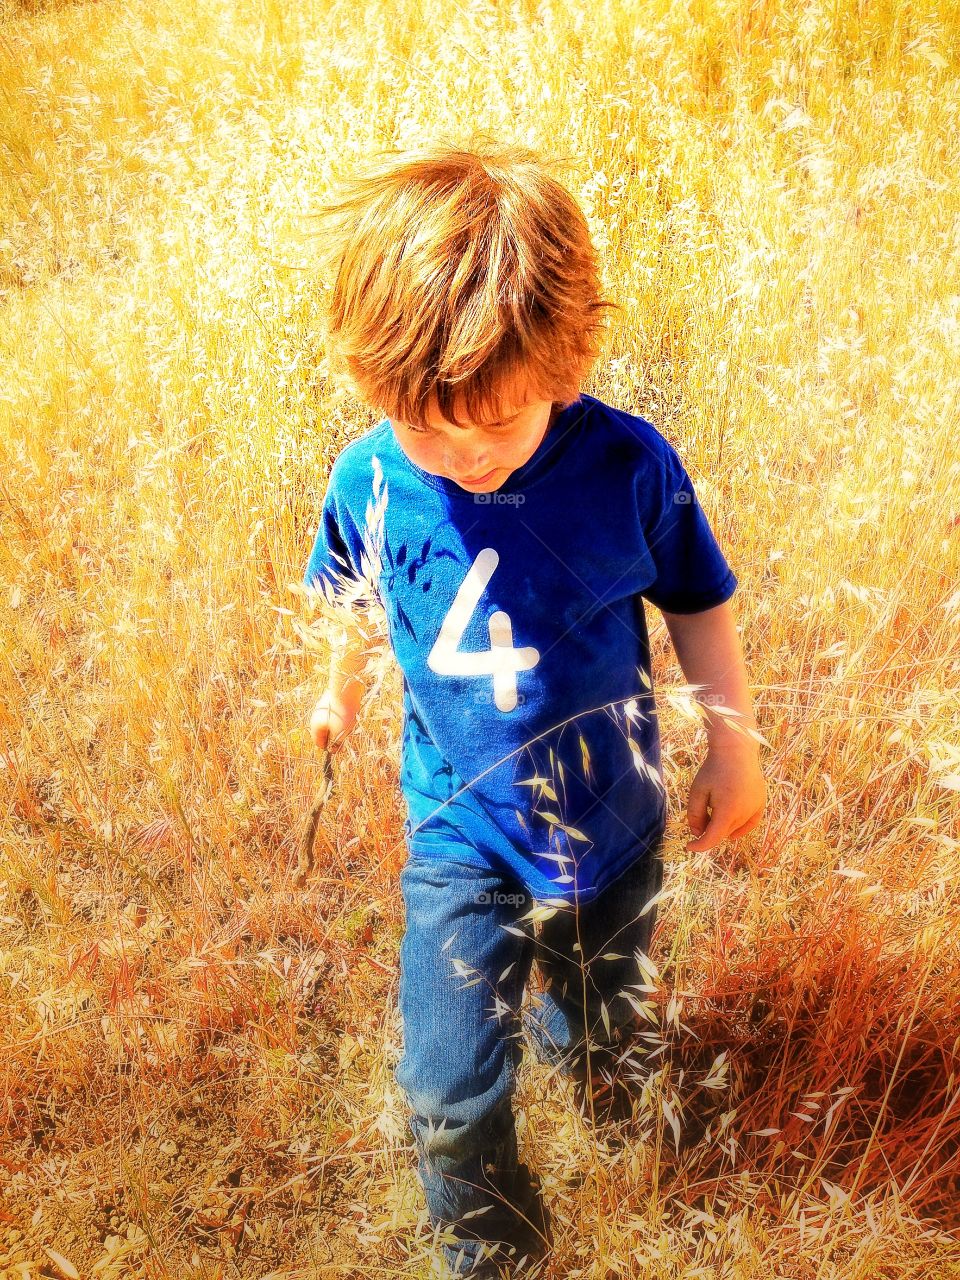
[387,375,556,491]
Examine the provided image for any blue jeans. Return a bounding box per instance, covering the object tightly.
[394,836,665,1276]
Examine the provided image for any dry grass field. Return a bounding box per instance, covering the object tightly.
[2,0,960,1276]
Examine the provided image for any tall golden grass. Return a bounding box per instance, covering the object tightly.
[1,0,959,1275]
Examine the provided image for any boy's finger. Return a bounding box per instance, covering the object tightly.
[686,812,730,851]
[726,814,760,841]
[686,794,710,840]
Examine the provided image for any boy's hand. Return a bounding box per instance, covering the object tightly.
[685,745,766,856]
[309,686,360,753]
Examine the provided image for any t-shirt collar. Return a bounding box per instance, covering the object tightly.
[389,395,587,497]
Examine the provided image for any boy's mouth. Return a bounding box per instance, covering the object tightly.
[457,466,502,486]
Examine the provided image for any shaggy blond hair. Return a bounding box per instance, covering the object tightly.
[308,135,619,430]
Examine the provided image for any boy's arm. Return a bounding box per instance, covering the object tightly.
[310,605,385,751]
[659,600,767,854]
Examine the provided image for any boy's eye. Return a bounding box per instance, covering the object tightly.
[405,412,521,435]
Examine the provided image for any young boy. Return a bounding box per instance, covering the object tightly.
[302,140,767,1278]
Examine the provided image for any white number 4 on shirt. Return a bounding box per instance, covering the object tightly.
[427,547,539,713]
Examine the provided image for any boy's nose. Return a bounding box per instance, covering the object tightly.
[447,453,492,481]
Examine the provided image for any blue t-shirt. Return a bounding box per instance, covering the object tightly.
[304,392,737,903]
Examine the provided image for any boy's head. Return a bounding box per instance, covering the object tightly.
[309,137,618,487]
[388,364,558,492]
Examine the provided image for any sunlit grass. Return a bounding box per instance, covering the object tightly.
[1,0,959,1275]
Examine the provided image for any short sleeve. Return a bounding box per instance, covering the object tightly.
[303,482,363,606]
[637,433,738,614]
[304,443,388,615]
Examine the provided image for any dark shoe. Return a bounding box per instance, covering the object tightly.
[439,1249,503,1278]
[448,1256,504,1279]
[438,1165,552,1278]
[571,1055,637,1126]
[440,1241,530,1279]
[505,1163,552,1268]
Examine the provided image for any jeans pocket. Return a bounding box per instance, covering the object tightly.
[403,851,515,886]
